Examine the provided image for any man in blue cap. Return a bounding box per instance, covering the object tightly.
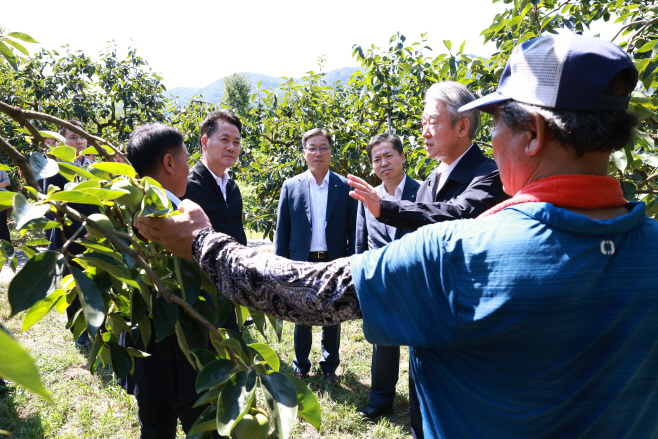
[135,34,658,438]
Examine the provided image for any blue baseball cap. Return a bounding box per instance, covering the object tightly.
[460,33,637,114]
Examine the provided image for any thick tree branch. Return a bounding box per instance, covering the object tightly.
[0,102,131,166]
[0,135,41,191]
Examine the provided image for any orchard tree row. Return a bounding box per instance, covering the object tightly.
[0,1,657,437]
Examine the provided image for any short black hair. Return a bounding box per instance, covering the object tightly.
[366,133,403,162]
[302,128,332,148]
[199,110,242,140]
[127,123,185,177]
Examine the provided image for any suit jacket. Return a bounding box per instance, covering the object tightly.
[356,174,420,254]
[182,160,247,245]
[41,172,96,254]
[378,144,508,231]
[275,171,357,262]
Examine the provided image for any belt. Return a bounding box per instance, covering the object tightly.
[308,251,328,259]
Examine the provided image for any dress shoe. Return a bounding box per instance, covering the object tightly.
[359,404,393,420]
[295,372,308,380]
[323,372,339,385]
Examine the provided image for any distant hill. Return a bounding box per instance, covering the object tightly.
[166,67,361,106]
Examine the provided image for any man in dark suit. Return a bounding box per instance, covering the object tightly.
[121,123,221,439]
[356,133,420,420]
[349,81,508,439]
[42,120,97,347]
[275,128,357,384]
[182,110,244,332]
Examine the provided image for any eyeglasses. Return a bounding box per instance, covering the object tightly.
[305,147,331,154]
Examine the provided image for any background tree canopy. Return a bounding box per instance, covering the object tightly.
[0,1,657,436]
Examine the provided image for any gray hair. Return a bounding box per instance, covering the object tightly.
[498,100,638,156]
[425,82,480,140]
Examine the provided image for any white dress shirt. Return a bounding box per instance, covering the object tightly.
[308,170,330,252]
[163,188,181,209]
[434,144,473,197]
[203,161,230,199]
[379,176,406,240]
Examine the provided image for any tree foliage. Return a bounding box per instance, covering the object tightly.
[220,73,253,119]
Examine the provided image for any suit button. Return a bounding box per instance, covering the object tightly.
[309,228,312,232]
[306,246,310,249]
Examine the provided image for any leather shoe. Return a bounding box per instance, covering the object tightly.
[295,372,308,380]
[359,404,393,419]
[323,372,339,385]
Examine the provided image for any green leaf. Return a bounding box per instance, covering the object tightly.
[41,130,65,143]
[152,295,178,342]
[248,309,268,339]
[26,238,50,246]
[21,289,64,332]
[80,252,139,288]
[29,152,59,180]
[107,341,134,378]
[637,39,658,53]
[0,41,18,71]
[190,349,220,369]
[3,38,28,56]
[195,359,236,392]
[235,304,250,329]
[57,162,101,181]
[0,191,16,207]
[188,405,218,436]
[70,266,106,337]
[285,373,321,430]
[611,149,627,171]
[443,40,452,51]
[75,188,129,201]
[48,145,76,163]
[80,145,114,156]
[267,315,283,342]
[6,32,39,43]
[249,343,280,371]
[47,191,103,206]
[90,162,136,178]
[261,372,298,439]
[138,314,152,351]
[8,251,65,316]
[215,370,257,436]
[0,324,52,403]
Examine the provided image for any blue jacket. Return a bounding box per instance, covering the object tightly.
[275,171,357,262]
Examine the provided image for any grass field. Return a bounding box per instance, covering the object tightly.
[0,281,413,438]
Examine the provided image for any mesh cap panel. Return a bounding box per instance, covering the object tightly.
[501,36,571,107]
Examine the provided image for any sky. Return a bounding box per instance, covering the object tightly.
[3,0,619,89]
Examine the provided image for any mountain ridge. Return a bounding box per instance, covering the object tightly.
[166,67,361,106]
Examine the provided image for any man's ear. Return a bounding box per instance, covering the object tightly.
[526,114,546,157]
[456,118,470,138]
[162,153,175,174]
[200,135,208,152]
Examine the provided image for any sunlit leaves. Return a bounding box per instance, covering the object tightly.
[8,251,65,316]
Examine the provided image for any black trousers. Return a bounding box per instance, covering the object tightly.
[138,399,221,439]
[409,368,424,439]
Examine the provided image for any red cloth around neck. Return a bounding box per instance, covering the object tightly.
[479,175,627,218]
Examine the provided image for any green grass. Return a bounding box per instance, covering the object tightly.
[0,281,412,438]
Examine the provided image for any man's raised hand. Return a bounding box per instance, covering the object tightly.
[348,174,382,218]
[134,199,212,259]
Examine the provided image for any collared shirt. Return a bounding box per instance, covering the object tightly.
[379,176,406,240]
[434,144,473,198]
[163,188,181,209]
[307,169,330,252]
[74,156,94,167]
[203,161,230,199]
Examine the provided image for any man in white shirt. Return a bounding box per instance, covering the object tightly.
[355,133,420,421]
[275,128,357,384]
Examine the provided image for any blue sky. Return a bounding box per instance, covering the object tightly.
[4,0,617,89]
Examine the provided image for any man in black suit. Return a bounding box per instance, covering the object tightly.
[348,81,508,438]
[42,120,97,347]
[121,123,220,439]
[275,128,357,384]
[182,110,245,332]
[355,133,420,420]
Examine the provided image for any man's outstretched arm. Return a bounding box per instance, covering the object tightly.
[135,200,362,326]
